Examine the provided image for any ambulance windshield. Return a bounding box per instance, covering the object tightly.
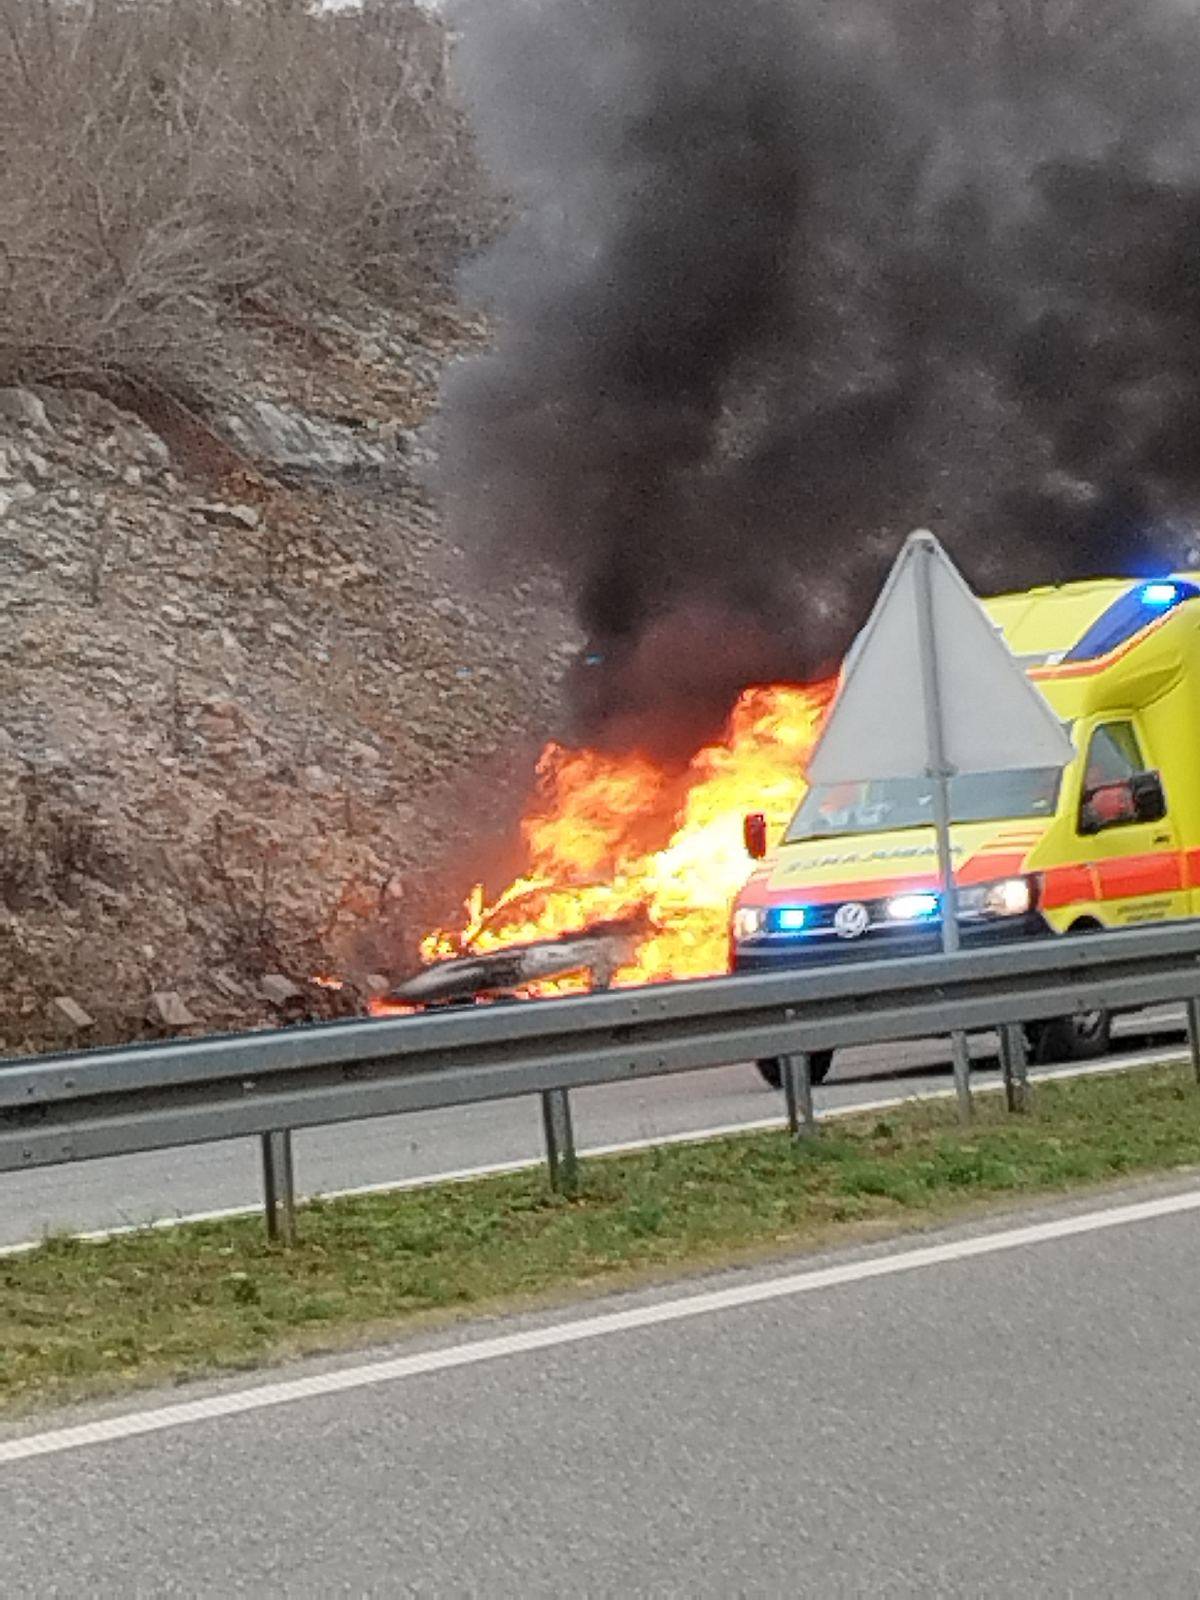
[786,767,1063,842]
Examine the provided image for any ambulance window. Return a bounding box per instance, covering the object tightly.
[1083,722,1144,788]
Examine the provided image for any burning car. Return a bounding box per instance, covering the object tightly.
[383,913,651,1009]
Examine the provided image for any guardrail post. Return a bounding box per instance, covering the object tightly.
[950,1030,973,1123]
[782,1053,816,1139]
[261,1130,297,1246]
[998,1023,1031,1114]
[541,1089,578,1195]
[1188,999,1200,1088]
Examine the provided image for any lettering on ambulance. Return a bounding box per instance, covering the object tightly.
[1077,720,1185,923]
[764,849,1028,909]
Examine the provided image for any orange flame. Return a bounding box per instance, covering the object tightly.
[421,681,833,992]
[366,997,419,1017]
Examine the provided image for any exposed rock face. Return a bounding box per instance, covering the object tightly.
[219,401,396,477]
[0,300,581,1053]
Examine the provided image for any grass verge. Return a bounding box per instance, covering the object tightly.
[4,1060,1200,1415]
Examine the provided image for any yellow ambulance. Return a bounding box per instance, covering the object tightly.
[731,574,1200,1086]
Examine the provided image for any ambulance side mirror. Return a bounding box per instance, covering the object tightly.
[1131,769,1167,824]
[743,812,768,860]
[1079,770,1166,834]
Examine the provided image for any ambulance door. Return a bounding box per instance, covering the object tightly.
[1076,719,1187,924]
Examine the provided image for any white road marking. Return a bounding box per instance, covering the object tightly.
[3,1183,1199,1467]
[0,1044,1187,1259]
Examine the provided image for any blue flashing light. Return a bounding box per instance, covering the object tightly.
[1065,577,1200,663]
[775,906,809,932]
[888,892,940,922]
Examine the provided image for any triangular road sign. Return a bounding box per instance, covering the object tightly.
[807,530,1074,785]
[803,529,1073,1123]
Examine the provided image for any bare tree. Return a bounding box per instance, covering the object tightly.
[0,0,494,393]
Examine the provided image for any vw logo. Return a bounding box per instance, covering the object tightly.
[833,901,870,940]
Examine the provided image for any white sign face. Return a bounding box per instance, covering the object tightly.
[807,531,1075,785]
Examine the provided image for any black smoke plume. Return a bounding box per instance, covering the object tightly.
[435,0,1200,755]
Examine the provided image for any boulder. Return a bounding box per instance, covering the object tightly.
[48,995,95,1033]
[0,388,49,431]
[260,973,304,1007]
[146,991,197,1029]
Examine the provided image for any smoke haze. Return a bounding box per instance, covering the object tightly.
[435,0,1200,754]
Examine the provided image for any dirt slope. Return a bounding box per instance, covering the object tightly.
[0,296,579,1053]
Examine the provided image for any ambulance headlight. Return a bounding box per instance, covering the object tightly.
[732,907,766,941]
[886,892,940,922]
[958,876,1037,918]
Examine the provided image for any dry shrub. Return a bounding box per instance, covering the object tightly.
[0,0,493,393]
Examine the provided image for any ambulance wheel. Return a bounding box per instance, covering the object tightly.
[755,1051,834,1090]
[1025,1009,1111,1065]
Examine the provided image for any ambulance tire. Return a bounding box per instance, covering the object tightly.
[1025,1008,1111,1065]
[1024,920,1112,1065]
[755,1051,834,1091]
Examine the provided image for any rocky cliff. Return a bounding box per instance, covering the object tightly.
[0,294,579,1053]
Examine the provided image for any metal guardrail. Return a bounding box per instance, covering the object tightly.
[5,922,1200,1240]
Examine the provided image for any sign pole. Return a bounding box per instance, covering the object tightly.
[805,527,1071,1123]
[913,535,973,1121]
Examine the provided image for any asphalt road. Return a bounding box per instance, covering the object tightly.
[4,1182,1200,1595]
[0,1012,1187,1249]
